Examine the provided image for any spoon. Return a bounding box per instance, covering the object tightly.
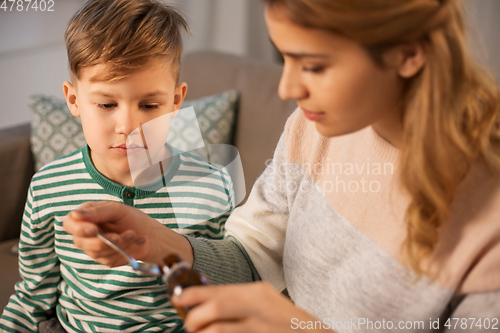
[97,231,162,276]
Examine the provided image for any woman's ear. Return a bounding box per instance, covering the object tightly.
[63,81,80,117]
[394,42,427,78]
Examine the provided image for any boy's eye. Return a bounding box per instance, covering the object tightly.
[98,103,116,109]
[303,66,325,73]
[141,104,159,110]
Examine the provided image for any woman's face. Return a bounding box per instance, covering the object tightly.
[265,6,405,138]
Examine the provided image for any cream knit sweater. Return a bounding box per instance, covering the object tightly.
[188,108,500,332]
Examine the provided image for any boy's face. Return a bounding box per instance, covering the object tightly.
[63,61,187,186]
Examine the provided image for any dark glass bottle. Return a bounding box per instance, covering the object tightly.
[162,253,211,319]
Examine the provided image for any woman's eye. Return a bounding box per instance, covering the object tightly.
[303,66,325,73]
[98,103,116,109]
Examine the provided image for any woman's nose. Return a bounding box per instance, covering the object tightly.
[278,64,308,101]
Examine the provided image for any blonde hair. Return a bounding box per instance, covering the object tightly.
[65,0,189,82]
[265,0,500,275]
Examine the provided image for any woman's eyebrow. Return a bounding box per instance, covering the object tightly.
[269,38,330,59]
[282,52,330,59]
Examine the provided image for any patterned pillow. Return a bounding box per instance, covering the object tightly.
[29,90,239,170]
[29,96,86,171]
[168,90,239,163]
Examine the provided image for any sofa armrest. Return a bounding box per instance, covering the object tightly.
[0,238,21,312]
[0,123,34,242]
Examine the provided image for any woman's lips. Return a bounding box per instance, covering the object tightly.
[301,107,326,121]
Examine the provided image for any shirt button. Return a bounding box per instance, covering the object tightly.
[125,191,135,199]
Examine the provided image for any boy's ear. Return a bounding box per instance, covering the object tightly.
[171,82,188,118]
[63,81,80,117]
[383,42,426,78]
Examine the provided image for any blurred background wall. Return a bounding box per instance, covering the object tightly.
[0,0,499,131]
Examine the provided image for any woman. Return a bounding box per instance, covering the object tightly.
[64,0,500,332]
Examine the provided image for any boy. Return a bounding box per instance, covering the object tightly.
[0,0,233,332]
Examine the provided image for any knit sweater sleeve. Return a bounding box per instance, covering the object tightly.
[186,235,261,284]
[0,185,61,333]
[186,124,293,290]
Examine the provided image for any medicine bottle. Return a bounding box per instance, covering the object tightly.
[162,253,211,319]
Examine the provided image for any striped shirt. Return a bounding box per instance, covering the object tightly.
[0,145,233,333]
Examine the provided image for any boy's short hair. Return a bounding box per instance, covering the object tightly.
[65,0,189,83]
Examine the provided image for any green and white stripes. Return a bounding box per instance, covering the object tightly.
[0,146,233,333]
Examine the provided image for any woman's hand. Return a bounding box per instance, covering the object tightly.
[173,282,333,333]
[63,201,193,266]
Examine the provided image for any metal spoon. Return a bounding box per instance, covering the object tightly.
[97,231,162,276]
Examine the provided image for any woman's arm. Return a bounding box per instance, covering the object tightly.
[186,235,260,284]
[63,202,260,284]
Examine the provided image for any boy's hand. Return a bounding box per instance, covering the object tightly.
[63,201,193,267]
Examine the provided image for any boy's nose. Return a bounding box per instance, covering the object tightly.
[278,64,308,101]
[115,108,142,136]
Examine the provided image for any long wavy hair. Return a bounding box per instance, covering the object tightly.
[264,0,500,275]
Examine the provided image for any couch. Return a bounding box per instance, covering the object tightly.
[0,51,296,311]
